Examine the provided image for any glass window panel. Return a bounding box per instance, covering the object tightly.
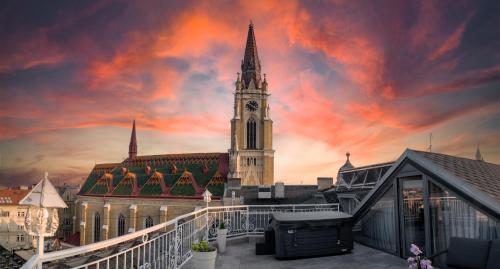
[354,184,396,254]
[429,181,500,264]
[351,170,367,186]
[401,177,425,256]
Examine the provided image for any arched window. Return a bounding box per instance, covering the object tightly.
[94,213,101,242]
[118,214,125,236]
[254,158,257,165]
[247,158,250,166]
[145,216,154,228]
[246,118,256,149]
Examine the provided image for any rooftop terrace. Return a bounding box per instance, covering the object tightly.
[182,239,407,269]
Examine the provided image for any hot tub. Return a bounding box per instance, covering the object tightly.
[270,211,353,259]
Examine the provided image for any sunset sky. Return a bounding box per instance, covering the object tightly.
[1,0,499,186]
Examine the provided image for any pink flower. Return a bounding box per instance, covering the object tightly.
[407,257,415,263]
[410,244,422,256]
[420,259,432,269]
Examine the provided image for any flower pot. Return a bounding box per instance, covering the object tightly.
[192,249,217,269]
[217,228,228,253]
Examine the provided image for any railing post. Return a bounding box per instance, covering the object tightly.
[245,206,249,235]
[205,208,209,241]
[174,220,179,269]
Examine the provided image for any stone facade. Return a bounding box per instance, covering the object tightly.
[56,184,80,241]
[0,188,31,251]
[76,195,224,245]
[228,23,274,186]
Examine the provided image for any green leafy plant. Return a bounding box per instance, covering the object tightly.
[191,240,215,252]
[219,221,226,229]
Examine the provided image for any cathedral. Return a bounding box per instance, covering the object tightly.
[75,23,274,244]
[228,22,275,186]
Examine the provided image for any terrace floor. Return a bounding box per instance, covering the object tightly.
[182,238,408,269]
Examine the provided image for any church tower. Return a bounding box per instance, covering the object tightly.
[228,22,274,186]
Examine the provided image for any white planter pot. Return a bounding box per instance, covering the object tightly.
[192,250,217,269]
[217,228,228,253]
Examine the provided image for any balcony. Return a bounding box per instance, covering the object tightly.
[20,204,405,269]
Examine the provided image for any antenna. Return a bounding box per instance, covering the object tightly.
[427,133,433,152]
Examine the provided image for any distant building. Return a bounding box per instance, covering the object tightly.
[76,121,228,245]
[55,183,80,241]
[331,152,394,214]
[0,187,31,251]
[227,177,338,205]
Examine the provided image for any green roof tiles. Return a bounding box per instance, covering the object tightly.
[80,172,100,194]
[170,184,195,196]
[89,184,108,194]
[140,184,163,196]
[207,184,224,197]
[81,153,227,198]
[112,182,133,195]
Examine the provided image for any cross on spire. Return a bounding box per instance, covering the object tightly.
[129,120,137,159]
[241,21,261,88]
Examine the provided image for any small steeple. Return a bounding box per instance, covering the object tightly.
[241,21,261,89]
[129,120,137,159]
[339,152,354,171]
[475,143,484,161]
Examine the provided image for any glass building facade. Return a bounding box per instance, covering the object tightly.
[353,163,500,266]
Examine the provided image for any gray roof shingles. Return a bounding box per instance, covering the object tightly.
[413,150,500,202]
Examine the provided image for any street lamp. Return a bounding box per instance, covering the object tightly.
[20,172,67,269]
[202,190,212,240]
[203,189,212,208]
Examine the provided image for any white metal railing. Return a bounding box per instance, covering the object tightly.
[22,203,339,269]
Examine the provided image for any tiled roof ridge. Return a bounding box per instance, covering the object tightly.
[94,163,120,169]
[206,170,224,187]
[111,172,139,195]
[411,149,500,167]
[340,161,394,172]
[140,171,170,196]
[89,172,114,195]
[130,152,225,159]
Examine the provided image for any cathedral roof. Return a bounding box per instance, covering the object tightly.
[241,22,262,88]
[79,153,229,199]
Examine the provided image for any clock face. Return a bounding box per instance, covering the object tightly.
[246,100,259,112]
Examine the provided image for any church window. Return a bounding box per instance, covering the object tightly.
[246,118,256,149]
[247,158,250,166]
[94,213,101,242]
[254,158,256,165]
[145,216,154,228]
[118,214,126,236]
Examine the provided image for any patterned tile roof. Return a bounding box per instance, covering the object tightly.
[413,150,500,201]
[0,189,29,205]
[79,153,228,198]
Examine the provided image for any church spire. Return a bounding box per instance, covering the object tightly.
[475,143,484,161]
[129,120,137,159]
[241,21,261,88]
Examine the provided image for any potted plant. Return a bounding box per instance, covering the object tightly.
[407,244,433,269]
[217,221,228,253]
[191,240,217,269]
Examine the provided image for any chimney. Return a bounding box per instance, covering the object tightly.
[317,177,333,191]
[274,182,285,199]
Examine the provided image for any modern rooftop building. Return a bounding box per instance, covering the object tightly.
[351,149,500,266]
